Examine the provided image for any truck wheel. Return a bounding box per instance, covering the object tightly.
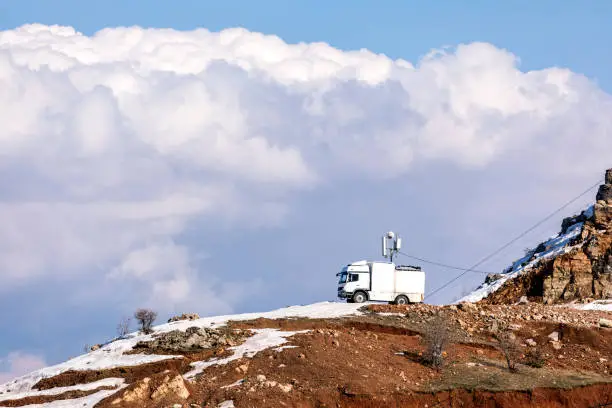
[394,295,409,305]
[352,291,367,303]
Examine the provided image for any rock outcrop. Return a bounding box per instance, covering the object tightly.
[483,169,612,305]
[134,326,248,353]
[167,313,200,323]
[110,372,191,406]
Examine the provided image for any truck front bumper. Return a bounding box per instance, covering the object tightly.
[337,290,352,299]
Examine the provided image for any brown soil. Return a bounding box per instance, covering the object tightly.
[153,311,612,408]
[187,383,612,408]
[512,321,612,372]
[228,316,421,337]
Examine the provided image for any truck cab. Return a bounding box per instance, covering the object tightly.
[337,260,425,304]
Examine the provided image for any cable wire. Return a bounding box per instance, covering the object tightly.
[423,178,604,301]
[397,251,493,275]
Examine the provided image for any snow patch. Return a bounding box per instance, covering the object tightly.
[221,379,244,389]
[375,312,405,317]
[274,345,298,352]
[184,328,308,379]
[584,205,595,220]
[574,300,612,312]
[0,386,127,408]
[0,378,124,403]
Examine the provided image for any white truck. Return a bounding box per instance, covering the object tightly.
[337,261,425,304]
[336,231,426,304]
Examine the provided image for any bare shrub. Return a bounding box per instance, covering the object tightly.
[134,308,157,334]
[117,316,132,338]
[492,320,521,372]
[524,348,546,368]
[421,315,451,368]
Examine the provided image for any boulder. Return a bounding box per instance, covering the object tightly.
[111,378,151,405]
[457,302,477,312]
[150,374,190,400]
[543,251,603,304]
[561,214,587,234]
[548,331,559,342]
[111,374,190,406]
[485,274,503,284]
[594,202,612,227]
[596,185,612,204]
[278,383,293,393]
[599,318,612,328]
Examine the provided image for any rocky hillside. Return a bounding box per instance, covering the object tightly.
[1,301,611,408]
[460,169,612,306]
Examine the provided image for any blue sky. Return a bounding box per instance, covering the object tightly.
[0,0,611,378]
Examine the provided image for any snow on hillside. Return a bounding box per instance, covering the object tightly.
[0,379,127,408]
[574,300,612,312]
[0,301,364,407]
[456,220,586,304]
[4,387,128,408]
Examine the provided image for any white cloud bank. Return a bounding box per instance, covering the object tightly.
[0,24,611,313]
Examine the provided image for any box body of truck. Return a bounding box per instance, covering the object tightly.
[337,261,425,304]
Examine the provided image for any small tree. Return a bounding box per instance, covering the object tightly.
[134,308,157,335]
[493,320,521,372]
[117,316,132,338]
[422,315,451,368]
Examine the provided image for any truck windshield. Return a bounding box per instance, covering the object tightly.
[338,273,347,283]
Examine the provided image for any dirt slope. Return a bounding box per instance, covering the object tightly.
[1,302,611,408]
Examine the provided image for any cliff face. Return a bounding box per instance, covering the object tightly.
[474,169,612,305]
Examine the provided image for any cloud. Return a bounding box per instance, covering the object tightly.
[105,241,253,315]
[0,352,47,384]
[0,23,611,320]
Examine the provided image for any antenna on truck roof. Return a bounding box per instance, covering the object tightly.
[382,231,402,263]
